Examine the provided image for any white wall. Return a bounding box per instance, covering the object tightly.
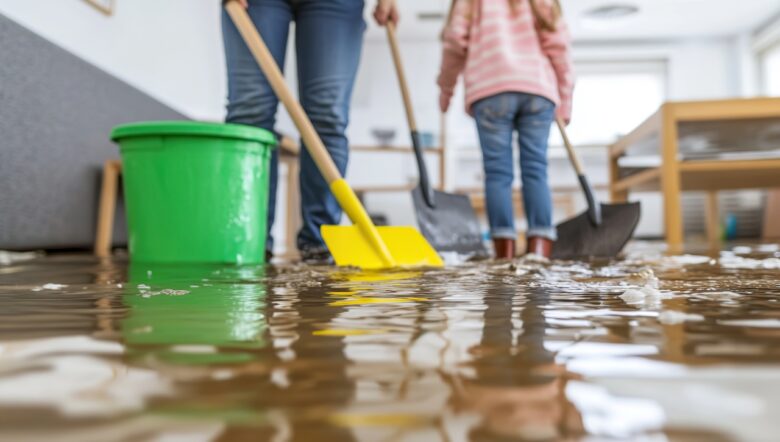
[0,0,762,247]
[0,0,227,120]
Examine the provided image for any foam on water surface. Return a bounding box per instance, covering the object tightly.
[0,250,40,266]
[658,310,705,324]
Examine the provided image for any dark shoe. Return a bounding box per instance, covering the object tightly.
[492,238,516,260]
[299,244,334,265]
[265,249,274,264]
[526,236,553,259]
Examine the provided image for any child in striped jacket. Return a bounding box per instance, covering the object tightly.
[438,0,574,259]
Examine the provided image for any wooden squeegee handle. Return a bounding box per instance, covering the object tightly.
[225,1,340,185]
[556,117,584,175]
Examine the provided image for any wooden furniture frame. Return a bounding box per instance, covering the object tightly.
[459,186,582,218]
[459,184,600,232]
[350,113,450,194]
[609,98,780,252]
[350,145,445,193]
[94,160,122,258]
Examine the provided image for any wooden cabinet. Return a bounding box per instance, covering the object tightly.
[609,98,780,251]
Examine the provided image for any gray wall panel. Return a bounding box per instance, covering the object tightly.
[0,13,187,249]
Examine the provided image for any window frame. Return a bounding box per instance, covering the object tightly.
[758,41,780,95]
[753,13,780,95]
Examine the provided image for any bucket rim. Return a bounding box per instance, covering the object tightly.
[111,121,277,145]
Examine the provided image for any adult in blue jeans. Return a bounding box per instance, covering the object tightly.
[222,0,398,262]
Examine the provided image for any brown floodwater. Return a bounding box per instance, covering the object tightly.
[1,243,779,441]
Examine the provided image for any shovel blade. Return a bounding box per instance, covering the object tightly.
[412,187,489,257]
[322,225,444,269]
[551,202,641,260]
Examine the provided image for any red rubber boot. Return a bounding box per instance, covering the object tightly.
[526,236,553,259]
[493,238,516,260]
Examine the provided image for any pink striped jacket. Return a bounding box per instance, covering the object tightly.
[438,0,574,120]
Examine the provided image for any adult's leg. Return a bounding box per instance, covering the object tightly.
[515,93,556,241]
[293,0,366,251]
[473,93,518,241]
[222,0,292,253]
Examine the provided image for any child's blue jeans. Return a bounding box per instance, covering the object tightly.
[222,0,365,253]
[473,92,557,241]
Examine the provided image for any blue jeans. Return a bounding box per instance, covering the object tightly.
[473,92,557,241]
[222,0,365,252]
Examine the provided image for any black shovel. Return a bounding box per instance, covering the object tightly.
[551,118,641,260]
[386,23,488,257]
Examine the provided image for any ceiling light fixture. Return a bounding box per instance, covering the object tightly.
[417,12,446,21]
[584,4,640,20]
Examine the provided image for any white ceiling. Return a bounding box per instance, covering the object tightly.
[367,0,780,41]
[564,0,779,40]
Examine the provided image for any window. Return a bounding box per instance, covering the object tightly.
[551,60,667,146]
[760,43,780,96]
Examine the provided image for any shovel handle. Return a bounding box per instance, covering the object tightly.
[556,117,584,175]
[386,23,436,208]
[556,118,602,226]
[225,1,340,185]
[386,23,416,131]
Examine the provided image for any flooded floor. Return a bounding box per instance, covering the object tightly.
[1,243,779,441]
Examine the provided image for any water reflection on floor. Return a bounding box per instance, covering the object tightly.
[1,243,779,441]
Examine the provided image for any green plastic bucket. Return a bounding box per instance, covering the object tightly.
[111,121,276,264]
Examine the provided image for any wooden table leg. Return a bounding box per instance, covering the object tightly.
[94,160,121,258]
[662,169,684,254]
[764,189,780,239]
[661,106,684,253]
[705,191,720,250]
[284,157,300,259]
[609,154,628,203]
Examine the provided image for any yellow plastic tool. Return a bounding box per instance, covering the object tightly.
[225,1,443,269]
